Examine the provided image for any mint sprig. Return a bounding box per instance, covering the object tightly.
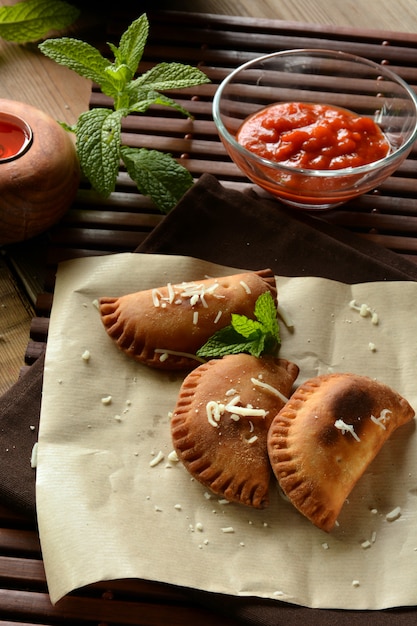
[197,292,281,359]
[0,0,79,43]
[39,13,210,212]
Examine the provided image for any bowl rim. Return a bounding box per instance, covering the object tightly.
[212,48,417,178]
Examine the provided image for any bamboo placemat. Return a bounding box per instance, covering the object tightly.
[10,14,417,623]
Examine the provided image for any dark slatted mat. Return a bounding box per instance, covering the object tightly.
[12,11,417,624]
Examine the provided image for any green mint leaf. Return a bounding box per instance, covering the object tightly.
[76,108,125,197]
[127,89,194,118]
[196,327,257,358]
[196,292,281,359]
[131,62,210,92]
[255,291,281,338]
[39,37,116,96]
[230,313,263,340]
[121,146,193,213]
[116,13,149,76]
[0,0,79,42]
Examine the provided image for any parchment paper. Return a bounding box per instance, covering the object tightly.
[36,252,417,609]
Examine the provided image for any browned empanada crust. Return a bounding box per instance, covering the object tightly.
[267,373,415,532]
[171,354,299,508]
[99,269,276,370]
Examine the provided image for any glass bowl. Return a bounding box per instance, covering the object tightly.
[212,49,417,210]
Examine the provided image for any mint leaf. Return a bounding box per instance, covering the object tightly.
[131,62,210,91]
[255,291,281,337]
[0,0,79,42]
[121,146,193,213]
[196,327,258,358]
[39,38,116,96]
[38,12,211,213]
[197,292,281,359]
[76,108,125,196]
[116,13,149,76]
[230,314,264,339]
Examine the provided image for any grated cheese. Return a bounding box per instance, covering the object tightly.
[251,377,289,403]
[239,280,251,294]
[370,409,391,430]
[149,451,165,467]
[214,310,222,324]
[334,419,360,442]
[154,348,205,364]
[386,506,401,522]
[101,395,112,405]
[247,435,258,444]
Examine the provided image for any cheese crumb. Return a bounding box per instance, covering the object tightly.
[101,395,112,405]
[334,419,360,442]
[221,526,235,533]
[386,506,401,522]
[81,350,91,361]
[168,450,179,463]
[149,451,165,467]
[352,580,360,588]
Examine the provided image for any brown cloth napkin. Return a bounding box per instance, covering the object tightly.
[1,173,417,624]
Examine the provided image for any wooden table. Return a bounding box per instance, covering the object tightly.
[1,2,417,624]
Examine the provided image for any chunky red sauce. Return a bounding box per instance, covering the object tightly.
[236,102,389,170]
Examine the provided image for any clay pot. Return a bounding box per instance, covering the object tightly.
[0,99,80,245]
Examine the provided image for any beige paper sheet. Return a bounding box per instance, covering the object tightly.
[37,252,417,609]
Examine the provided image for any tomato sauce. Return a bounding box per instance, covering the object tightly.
[236,102,389,170]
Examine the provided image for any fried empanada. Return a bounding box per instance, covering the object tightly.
[267,373,415,532]
[171,353,299,508]
[99,269,276,370]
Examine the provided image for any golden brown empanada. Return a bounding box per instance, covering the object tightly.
[99,269,276,370]
[171,353,299,508]
[267,373,415,532]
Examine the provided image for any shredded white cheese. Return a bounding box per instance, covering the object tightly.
[349,299,379,324]
[221,526,235,533]
[154,348,205,363]
[334,419,361,442]
[250,376,289,403]
[101,395,112,405]
[386,506,401,522]
[214,310,222,324]
[247,435,258,444]
[239,280,251,294]
[370,409,391,430]
[168,450,179,463]
[149,451,165,467]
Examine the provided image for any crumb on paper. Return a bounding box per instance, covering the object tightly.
[352,580,360,588]
[349,299,379,325]
[149,451,165,467]
[386,506,401,522]
[81,350,91,362]
[167,450,179,463]
[101,395,112,405]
